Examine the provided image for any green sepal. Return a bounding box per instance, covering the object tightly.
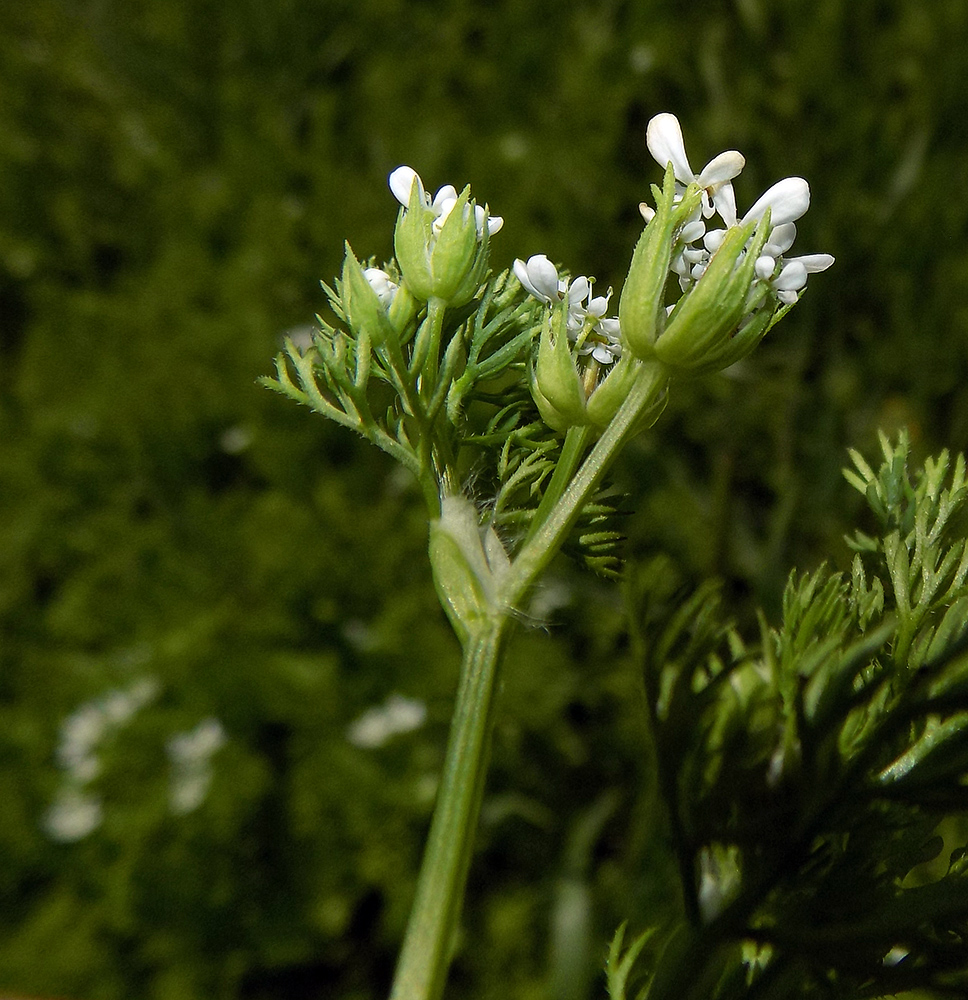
[531,305,588,432]
[619,166,702,361]
[340,244,396,347]
[429,186,479,303]
[654,213,771,375]
[393,181,436,300]
[587,353,646,429]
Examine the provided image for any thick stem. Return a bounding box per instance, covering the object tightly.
[389,618,509,1000]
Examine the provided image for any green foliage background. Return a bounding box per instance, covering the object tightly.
[1,0,966,997]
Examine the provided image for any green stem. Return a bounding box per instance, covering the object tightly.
[390,359,668,1000]
[501,360,668,609]
[415,296,447,393]
[524,424,595,545]
[389,618,509,1000]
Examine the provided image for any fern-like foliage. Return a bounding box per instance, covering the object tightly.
[613,431,968,1000]
[262,261,632,573]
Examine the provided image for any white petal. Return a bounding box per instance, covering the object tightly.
[432,196,459,232]
[711,183,738,228]
[568,275,591,305]
[774,260,808,291]
[363,267,398,307]
[475,204,504,236]
[743,177,811,228]
[639,202,656,223]
[777,289,799,305]
[646,113,695,184]
[592,344,617,364]
[389,166,424,208]
[703,229,727,253]
[764,223,797,256]
[431,184,459,213]
[680,220,706,244]
[754,256,776,280]
[514,254,560,303]
[790,253,835,273]
[697,150,746,187]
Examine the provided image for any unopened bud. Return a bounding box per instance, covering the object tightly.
[340,244,396,346]
[393,184,492,306]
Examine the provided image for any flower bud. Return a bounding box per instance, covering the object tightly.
[532,306,588,432]
[619,165,703,360]
[340,244,396,346]
[653,212,772,374]
[393,183,490,306]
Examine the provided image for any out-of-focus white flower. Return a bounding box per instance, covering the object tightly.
[44,789,103,842]
[646,112,745,221]
[55,677,160,785]
[166,718,227,815]
[347,693,427,749]
[167,718,226,765]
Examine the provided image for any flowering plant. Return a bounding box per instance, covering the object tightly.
[264,115,968,999]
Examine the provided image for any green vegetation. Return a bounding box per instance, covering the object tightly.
[2,1,967,998]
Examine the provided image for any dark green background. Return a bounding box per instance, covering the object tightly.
[1,1,966,997]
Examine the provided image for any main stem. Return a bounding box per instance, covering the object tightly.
[390,359,668,1000]
[389,618,509,1000]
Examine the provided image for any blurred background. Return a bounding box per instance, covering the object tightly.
[1,0,967,997]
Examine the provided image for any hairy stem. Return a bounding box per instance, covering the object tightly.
[389,618,509,1000]
[390,359,668,1000]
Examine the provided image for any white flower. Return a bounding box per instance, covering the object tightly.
[514,256,623,364]
[756,252,836,305]
[513,254,563,304]
[43,789,103,842]
[389,165,503,237]
[347,693,428,749]
[646,113,745,221]
[670,176,834,304]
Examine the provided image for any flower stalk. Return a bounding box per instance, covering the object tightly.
[392,359,670,1000]
[263,122,836,1000]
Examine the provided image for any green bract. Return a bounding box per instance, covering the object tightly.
[428,495,509,643]
[531,303,650,433]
